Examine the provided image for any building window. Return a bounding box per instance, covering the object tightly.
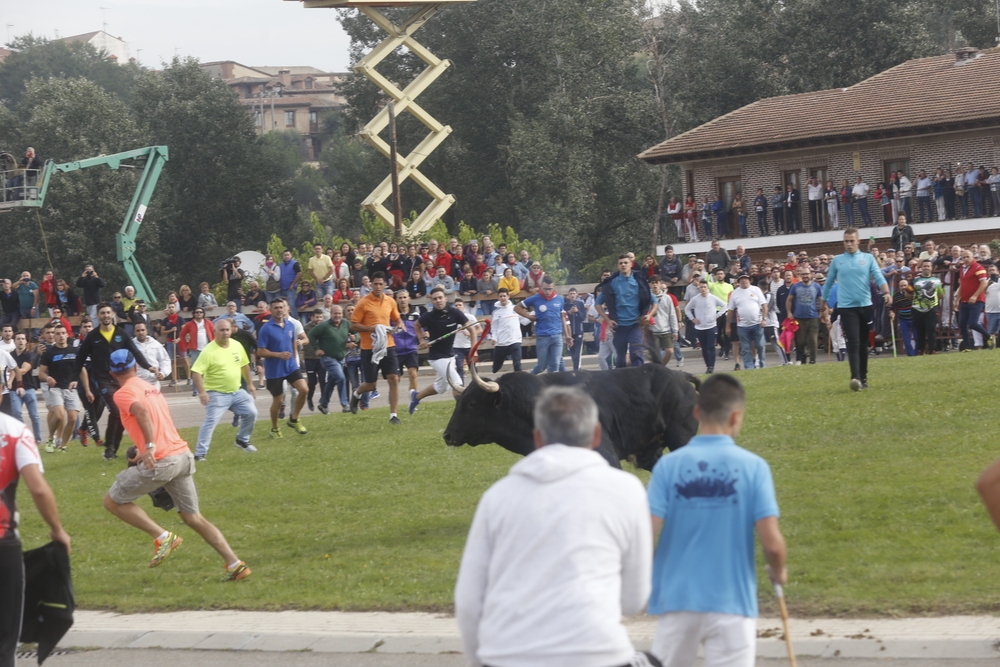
[254,111,262,128]
[310,111,318,127]
[305,78,313,90]
[884,159,910,184]
[285,110,295,127]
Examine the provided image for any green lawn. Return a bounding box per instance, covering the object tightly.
[16,353,1000,616]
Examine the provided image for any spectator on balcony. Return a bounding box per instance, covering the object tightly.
[978,166,992,216]
[711,194,726,238]
[699,195,713,240]
[404,271,426,300]
[806,176,823,232]
[76,264,104,321]
[733,192,748,237]
[966,163,983,218]
[196,282,218,311]
[477,267,498,316]
[836,179,854,228]
[785,183,801,233]
[667,196,683,239]
[53,278,80,317]
[243,281,263,308]
[524,263,545,296]
[823,180,839,230]
[175,284,195,314]
[215,301,254,332]
[430,266,456,295]
[770,186,784,235]
[874,181,890,225]
[351,258,367,289]
[953,165,968,218]
[988,167,1000,217]
[684,194,699,241]
[897,170,913,220]
[38,270,56,317]
[915,170,934,223]
[933,168,947,222]
[853,176,873,228]
[753,188,768,237]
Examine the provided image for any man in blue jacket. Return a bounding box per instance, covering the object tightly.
[595,255,652,368]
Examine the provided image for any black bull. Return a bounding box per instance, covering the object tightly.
[442,363,700,471]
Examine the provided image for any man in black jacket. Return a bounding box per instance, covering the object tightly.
[74,303,153,460]
[890,213,916,253]
[594,255,653,368]
[75,264,106,322]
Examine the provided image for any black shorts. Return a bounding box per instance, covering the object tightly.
[361,347,399,383]
[266,370,306,397]
[397,350,419,371]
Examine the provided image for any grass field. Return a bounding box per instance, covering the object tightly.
[15,352,1000,617]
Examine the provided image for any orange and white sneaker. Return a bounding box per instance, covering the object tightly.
[149,532,182,568]
[224,560,251,582]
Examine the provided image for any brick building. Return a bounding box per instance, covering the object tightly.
[640,47,1000,258]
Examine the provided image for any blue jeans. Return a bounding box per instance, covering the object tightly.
[695,327,717,371]
[316,280,335,299]
[9,389,41,442]
[738,214,748,237]
[281,288,299,319]
[916,196,933,223]
[0,311,18,329]
[345,357,370,408]
[479,299,494,316]
[971,187,983,217]
[715,212,726,237]
[531,334,563,374]
[897,318,916,356]
[265,290,281,304]
[757,211,768,236]
[772,208,783,233]
[736,324,766,369]
[613,323,645,368]
[857,198,873,227]
[319,356,348,408]
[986,312,1000,335]
[557,334,584,371]
[702,217,712,240]
[843,201,855,227]
[959,301,988,349]
[900,196,912,219]
[195,389,258,457]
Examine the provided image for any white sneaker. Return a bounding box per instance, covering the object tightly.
[676,358,684,368]
[793,361,802,366]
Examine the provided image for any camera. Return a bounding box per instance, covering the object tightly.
[220,256,239,271]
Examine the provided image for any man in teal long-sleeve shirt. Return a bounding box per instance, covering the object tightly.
[822,228,891,391]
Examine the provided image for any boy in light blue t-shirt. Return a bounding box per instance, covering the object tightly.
[647,374,787,667]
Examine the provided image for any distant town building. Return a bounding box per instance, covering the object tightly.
[59,30,128,63]
[0,47,11,64]
[201,61,348,161]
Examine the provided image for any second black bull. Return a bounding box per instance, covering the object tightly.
[442,362,700,471]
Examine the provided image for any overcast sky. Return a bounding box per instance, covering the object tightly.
[3,0,354,72]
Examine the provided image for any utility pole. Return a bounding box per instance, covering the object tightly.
[388,101,403,237]
[5,25,13,45]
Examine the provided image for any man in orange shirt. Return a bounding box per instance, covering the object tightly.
[349,271,403,423]
[102,349,250,581]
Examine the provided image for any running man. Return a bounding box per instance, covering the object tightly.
[38,323,82,453]
[257,298,309,437]
[647,374,786,667]
[102,349,250,581]
[822,227,890,391]
[409,287,467,413]
[349,272,403,423]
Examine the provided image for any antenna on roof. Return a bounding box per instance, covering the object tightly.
[100,7,111,33]
[5,24,12,45]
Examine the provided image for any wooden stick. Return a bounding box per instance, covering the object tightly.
[774,583,798,667]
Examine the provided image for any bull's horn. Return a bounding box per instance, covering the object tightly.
[469,359,499,393]
[447,360,464,393]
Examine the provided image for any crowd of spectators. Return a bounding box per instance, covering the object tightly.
[672,162,1000,242]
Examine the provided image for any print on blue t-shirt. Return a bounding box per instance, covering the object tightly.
[646,434,779,618]
[788,281,822,319]
[523,293,565,337]
[257,319,299,377]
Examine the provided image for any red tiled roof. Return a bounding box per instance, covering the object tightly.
[638,48,1000,165]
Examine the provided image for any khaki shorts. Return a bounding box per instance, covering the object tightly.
[108,452,199,514]
[43,387,82,412]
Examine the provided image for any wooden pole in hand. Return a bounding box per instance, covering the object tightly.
[773,582,797,667]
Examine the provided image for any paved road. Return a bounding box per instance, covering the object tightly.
[39,649,993,666]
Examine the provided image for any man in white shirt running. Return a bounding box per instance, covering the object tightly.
[488,289,524,372]
[133,322,170,390]
[455,386,653,667]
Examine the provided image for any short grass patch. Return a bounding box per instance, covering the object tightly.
[15,353,1000,616]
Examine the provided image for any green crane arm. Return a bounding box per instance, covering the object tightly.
[33,146,169,303]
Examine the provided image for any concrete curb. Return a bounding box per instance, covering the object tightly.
[53,612,1000,659]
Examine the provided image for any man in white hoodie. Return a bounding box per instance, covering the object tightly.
[455,386,653,667]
